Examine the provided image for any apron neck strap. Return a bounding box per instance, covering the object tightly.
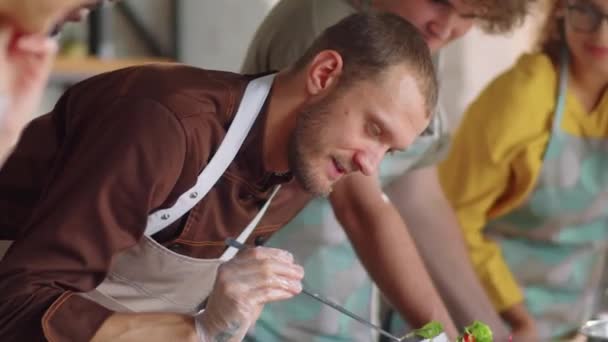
[144,74,276,237]
[552,45,570,134]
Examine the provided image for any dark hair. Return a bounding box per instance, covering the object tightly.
[535,0,564,63]
[292,11,438,117]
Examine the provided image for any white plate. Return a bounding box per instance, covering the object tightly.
[581,319,608,340]
[424,333,450,342]
[401,332,449,342]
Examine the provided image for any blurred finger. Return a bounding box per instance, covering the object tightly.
[11,44,56,83]
[14,34,58,56]
[229,269,303,294]
[217,260,303,297]
[64,7,91,22]
[219,266,303,295]
[248,287,300,306]
[256,278,302,295]
[237,246,295,263]
[222,258,304,289]
[235,257,304,279]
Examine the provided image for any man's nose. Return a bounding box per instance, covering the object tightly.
[427,14,454,41]
[353,148,384,176]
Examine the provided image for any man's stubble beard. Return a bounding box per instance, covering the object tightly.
[287,99,333,197]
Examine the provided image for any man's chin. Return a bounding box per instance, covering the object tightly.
[305,184,332,198]
[295,176,332,198]
[317,186,332,198]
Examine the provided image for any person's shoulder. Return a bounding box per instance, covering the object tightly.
[249,0,318,50]
[467,52,557,127]
[311,0,358,34]
[241,0,356,73]
[459,52,558,160]
[256,0,356,35]
[69,65,254,147]
[491,52,556,106]
[114,67,259,179]
[513,52,556,85]
[113,65,250,123]
[242,0,356,73]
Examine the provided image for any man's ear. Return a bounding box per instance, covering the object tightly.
[305,49,344,96]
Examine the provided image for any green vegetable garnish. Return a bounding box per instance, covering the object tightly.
[404,321,444,339]
[459,321,493,342]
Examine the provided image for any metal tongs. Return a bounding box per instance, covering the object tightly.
[225,238,447,342]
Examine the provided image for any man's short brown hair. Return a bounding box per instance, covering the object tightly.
[293,11,438,118]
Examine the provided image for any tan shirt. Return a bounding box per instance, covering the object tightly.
[0,65,311,341]
[242,0,358,75]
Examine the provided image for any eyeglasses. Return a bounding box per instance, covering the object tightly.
[566,1,608,33]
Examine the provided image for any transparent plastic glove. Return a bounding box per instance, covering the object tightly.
[194,247,304,342]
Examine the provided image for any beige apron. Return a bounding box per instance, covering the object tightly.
[81,73,279,314]
[80,186,280,314]
[4,74,279,316]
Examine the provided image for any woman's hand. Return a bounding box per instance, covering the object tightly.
[501,302,539,341]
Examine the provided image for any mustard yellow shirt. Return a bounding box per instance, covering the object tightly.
[438,52,608,311]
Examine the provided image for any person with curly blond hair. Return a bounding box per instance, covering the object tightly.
[439,0,608,339]
[241,1,535,341]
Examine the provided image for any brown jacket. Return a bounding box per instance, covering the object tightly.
[0,64,311,341]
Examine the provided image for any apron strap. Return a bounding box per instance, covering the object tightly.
[144,74,276,237]
[542,45,569,161]
[552,46,569,133]
[219,185,281,261]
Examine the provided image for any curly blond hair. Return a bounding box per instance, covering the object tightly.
[465,0,538,33]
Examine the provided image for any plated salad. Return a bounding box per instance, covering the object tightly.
[403,320,494,342]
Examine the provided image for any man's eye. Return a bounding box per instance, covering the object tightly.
[368,123,382,137]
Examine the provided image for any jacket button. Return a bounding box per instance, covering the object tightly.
[168,243,182,252]
[254,235,266,246]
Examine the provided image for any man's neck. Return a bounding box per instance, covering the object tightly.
[261,70,305,173]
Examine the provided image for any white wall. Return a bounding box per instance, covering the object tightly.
[439,6,545,131]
